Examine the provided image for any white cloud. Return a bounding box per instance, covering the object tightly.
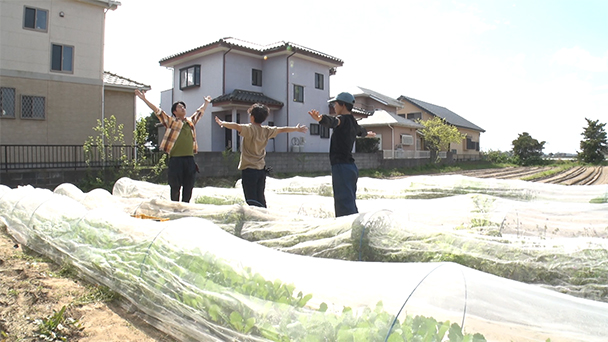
[551,47,608,72]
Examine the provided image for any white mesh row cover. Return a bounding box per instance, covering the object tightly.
[1,181,608,341]
[111,177,608,302]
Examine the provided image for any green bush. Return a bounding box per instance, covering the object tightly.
[481,150,513,164]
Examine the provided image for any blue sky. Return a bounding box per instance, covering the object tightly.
[104,0,607,154]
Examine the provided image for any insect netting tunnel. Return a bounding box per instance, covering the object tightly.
[0,176,607,342]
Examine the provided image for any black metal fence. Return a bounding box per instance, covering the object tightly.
[0,144,163,171]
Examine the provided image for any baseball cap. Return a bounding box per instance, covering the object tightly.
[328,92,355,104]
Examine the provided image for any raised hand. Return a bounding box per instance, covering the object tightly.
[308,109,322,122]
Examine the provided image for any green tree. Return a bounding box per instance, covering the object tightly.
[81,115,165,192]
[141,111,160,151]
[417,116,466,162]
[511,132,545,165]
[83,115,127,167]
[577,118,607,164]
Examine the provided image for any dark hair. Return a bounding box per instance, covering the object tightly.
[336,100,353,112]
[247,103,269,124]
[171,101,186,116]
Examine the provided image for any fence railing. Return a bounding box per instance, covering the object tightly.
[0,144,163,171]
[382,150,434,159]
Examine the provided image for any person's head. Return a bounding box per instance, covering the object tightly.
[328,92,354,113]
[171,101,186,118]
[248,103,269,124]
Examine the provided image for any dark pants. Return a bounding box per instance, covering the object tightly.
[331,163,359,217]
[241,168,267,208]
[168,156,196,202]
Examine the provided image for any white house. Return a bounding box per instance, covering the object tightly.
[157,37,344,153]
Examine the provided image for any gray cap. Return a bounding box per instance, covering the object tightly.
[328,92,355,104]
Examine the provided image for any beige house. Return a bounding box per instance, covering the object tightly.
[358,110,424,158]
[0,0,147,148]
[397,95,485,158]
[351,87,424,158]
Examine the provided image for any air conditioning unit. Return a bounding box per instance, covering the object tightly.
[401,134,414,145]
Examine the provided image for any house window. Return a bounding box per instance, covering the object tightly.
[293,85,304,102]
[407,112,422,121]
[24,6,48,32]
[0,87,16,118]
[320,125,330,138]
[252,69,262,86]
[179,65,200,90]
[465,137,479,151]
[310,123,319,135]
[51,44,73,72]
[21,95,45,119]
[315,73,324,89]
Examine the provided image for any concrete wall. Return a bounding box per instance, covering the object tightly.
[0,152,446,190]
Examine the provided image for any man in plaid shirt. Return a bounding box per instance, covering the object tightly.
[136,89,212,202]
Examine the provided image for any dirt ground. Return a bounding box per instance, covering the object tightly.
[0,225,176,342]
[1,166,606,342]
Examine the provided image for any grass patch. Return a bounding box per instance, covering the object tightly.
[358,161,516,179]
[520,161,578,181]
[195,196,244,205]
[74,284,117,305]
[590,196,608,204]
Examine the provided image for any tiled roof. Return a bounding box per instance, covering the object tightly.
[398,95,485,132]
[356,86,404,109]
[358,109,424,128]
[160,37,343,66]
[103,71,150,90]
[212,89,284,107]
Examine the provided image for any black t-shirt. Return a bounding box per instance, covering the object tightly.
[320,114,367,165]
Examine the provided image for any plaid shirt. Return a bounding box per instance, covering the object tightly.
[155,108,204,154]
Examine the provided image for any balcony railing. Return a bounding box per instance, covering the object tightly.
[0,144,162,171]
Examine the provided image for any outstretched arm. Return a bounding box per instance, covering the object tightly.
[215,116,242,133]
[195,96,212,115]
[277,123,308,134]
[135,89,160,114]
[308,109,340,128]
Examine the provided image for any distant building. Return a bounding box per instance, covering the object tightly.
[397,96,485,158]
[0,0,148,147]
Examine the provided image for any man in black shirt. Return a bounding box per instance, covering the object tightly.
[308,92,376,217]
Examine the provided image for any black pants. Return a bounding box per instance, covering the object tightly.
[168,156,196,202]
[241,168,267,208]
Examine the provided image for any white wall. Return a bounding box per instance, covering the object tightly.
[0,0,105,80]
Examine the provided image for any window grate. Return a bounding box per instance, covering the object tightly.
[1,88,16,118]
[21,95,45,119]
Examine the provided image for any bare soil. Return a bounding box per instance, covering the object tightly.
[440,165,608,185]
[0,225,176,342]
